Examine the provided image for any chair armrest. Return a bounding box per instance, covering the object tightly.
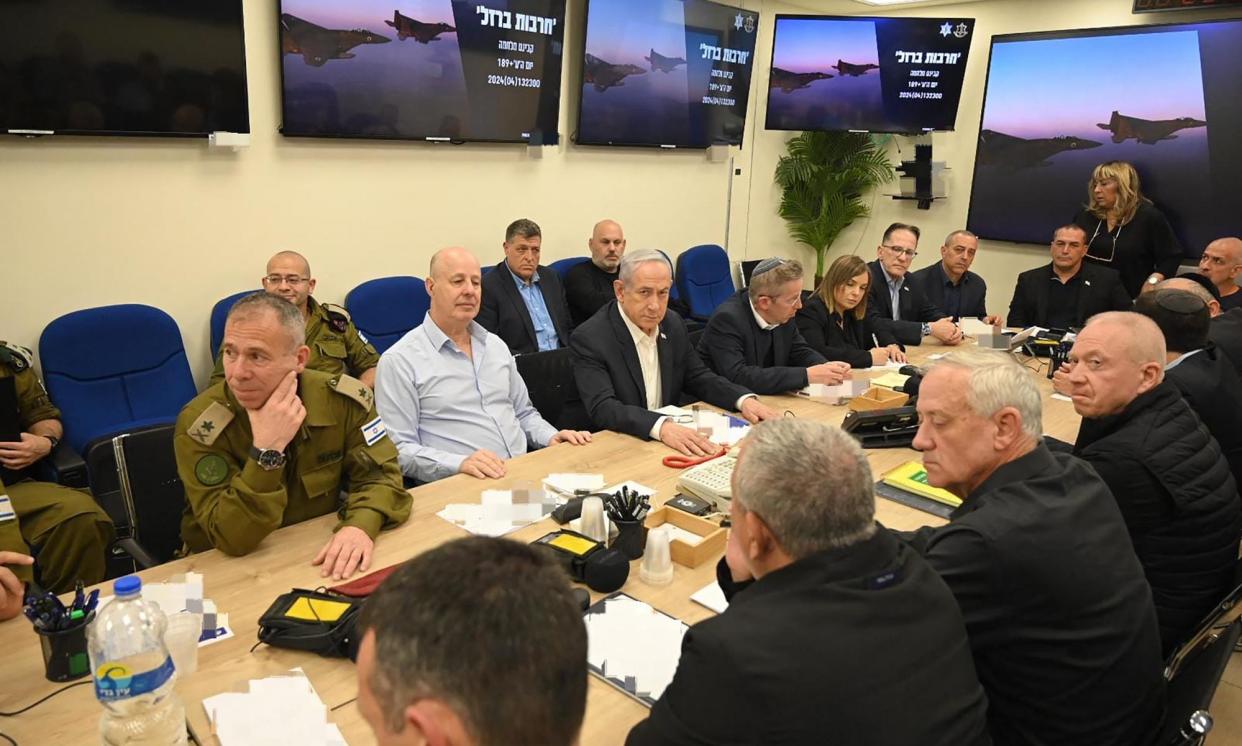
[37,443,89,488]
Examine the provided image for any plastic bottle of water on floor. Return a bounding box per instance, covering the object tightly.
[88,575,187,745]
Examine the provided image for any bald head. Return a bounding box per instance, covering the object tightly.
[1199,237,1242,298]
[1066,311,1166,418]
[429,246,481,280]
[588,219,626,272]
[267,250,311,278]
[263,250,315,314]
[426,247,482,332]
[1207,237,1242,260]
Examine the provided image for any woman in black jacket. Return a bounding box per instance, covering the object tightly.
[795,254,905,368]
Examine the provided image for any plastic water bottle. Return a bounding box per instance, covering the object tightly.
[87,576,187,745]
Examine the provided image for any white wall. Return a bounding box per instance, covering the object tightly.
[2,0,1238,385]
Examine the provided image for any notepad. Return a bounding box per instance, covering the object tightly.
[870,372,911,390]
[881,461,961,508]
[203,669,345,746]
[584,593,688,706]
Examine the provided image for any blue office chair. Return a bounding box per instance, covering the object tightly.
[550,256,590,281]
[209,289,255,358]
[345,276,431,354]
[676,244,735,321]
[39,304,197,454]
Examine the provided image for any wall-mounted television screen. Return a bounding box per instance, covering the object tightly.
[765,15,974,134]
[279,0,565,143]
[966,19,1242,257]
[0,0,250,137]
[576,0,759,148]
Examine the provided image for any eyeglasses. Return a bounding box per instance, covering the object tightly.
[882,245,918,259]
[264,274,310,286]
[760,293,802,307]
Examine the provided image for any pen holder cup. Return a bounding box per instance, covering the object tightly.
[37,610,94,682]
[612,520,648,560]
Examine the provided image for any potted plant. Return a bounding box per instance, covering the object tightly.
[774,131,895,285]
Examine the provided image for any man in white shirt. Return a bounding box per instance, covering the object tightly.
[375,247,590,483]
[570,249,779,456]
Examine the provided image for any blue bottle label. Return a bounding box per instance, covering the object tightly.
[93,656,176,701]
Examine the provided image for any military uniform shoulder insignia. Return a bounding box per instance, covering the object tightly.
[331,374,374,409]
[186,401,235,446]
[0,342,33,373]
[322,303,352,334]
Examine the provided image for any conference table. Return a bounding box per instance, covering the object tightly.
[0,345,1082,746]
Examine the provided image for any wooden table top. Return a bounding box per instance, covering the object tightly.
[0,347,1081,746]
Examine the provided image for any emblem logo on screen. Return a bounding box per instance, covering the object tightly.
[954,22,970,40]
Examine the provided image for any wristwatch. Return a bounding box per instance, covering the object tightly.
[248,445,287,471]
[44,434,60,451]
[921,322,931,337]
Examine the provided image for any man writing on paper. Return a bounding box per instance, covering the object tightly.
[209,251,380,388]
[697,257,852,394]
[376,247,590,484]
[901,350,1163,745]
[357,536,587,746]
[175,293,411,580]
[628,419,990,745]
[571,250,780,457]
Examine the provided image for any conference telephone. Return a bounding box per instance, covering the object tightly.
[676,456,736,511]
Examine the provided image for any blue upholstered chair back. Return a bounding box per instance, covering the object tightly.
[676,244,735,320]
[345,276,430,354]
[39,304,197,453]
[209,290,255,358]
[550,256,589,281]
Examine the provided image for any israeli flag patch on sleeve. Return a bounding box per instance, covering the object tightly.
[361,416,387,446]
[0,494,15,524]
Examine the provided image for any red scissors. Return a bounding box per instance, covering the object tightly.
[663,446,729,469]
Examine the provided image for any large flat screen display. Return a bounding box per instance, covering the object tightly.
[966,19,1242,257]
[576,0,759,148]
[279,0,565,143]
[765,15,974,134]
[0,0,249,137]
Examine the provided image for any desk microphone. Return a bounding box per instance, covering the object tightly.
[532,530,630,593]
[898,365,924,398]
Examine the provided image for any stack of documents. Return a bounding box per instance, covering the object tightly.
[202,669,345,746]
[542,473,606,498]
[437,488,557,537]
[585,593,688,706]
[655,405,749,446]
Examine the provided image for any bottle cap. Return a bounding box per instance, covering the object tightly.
[114,575,142,596]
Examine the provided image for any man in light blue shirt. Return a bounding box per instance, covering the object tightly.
[478,219,575,355]
[376,247,591,482]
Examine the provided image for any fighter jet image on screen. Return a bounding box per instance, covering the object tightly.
[583,54,646,92]
[769,67,833,93]
[833,59,879,77]
[645,49,686,73]
[1096,110,1207,145]
[977,129,1102,169]
[280,13,390,67]
[385,10,456,44]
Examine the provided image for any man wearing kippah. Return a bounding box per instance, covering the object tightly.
[698,257,853,394]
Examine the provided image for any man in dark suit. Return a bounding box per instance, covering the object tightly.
[571,250,779,456]
[903,350,1164,745]
[866,222,962,347]
[1210,308,1242,373]
[1007,224,1132,330]
[698,258,851,394]
[1134,287,1242,500]
[627,419,991,746]
[909,230,1001,323]
[478,218,574,355]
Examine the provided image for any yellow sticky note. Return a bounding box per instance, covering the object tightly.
[285,597,351,623]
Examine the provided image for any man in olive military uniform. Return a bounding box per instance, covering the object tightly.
[177,293,410,580]
[209,251,380,388]
[0,341,114,604]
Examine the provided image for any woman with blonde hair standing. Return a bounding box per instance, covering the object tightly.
[1072,160,1182,298]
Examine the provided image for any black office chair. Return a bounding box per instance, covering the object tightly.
[1153,578,1242,746]
[515,348,592,432]
[86,424,186,576]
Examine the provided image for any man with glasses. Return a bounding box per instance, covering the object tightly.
[1198,237,1242,312]
[698,258,852,394]
[1007,225,1131,330]
[909,230,1001,325]
[866,223,962,347]
[209,251,379,388]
